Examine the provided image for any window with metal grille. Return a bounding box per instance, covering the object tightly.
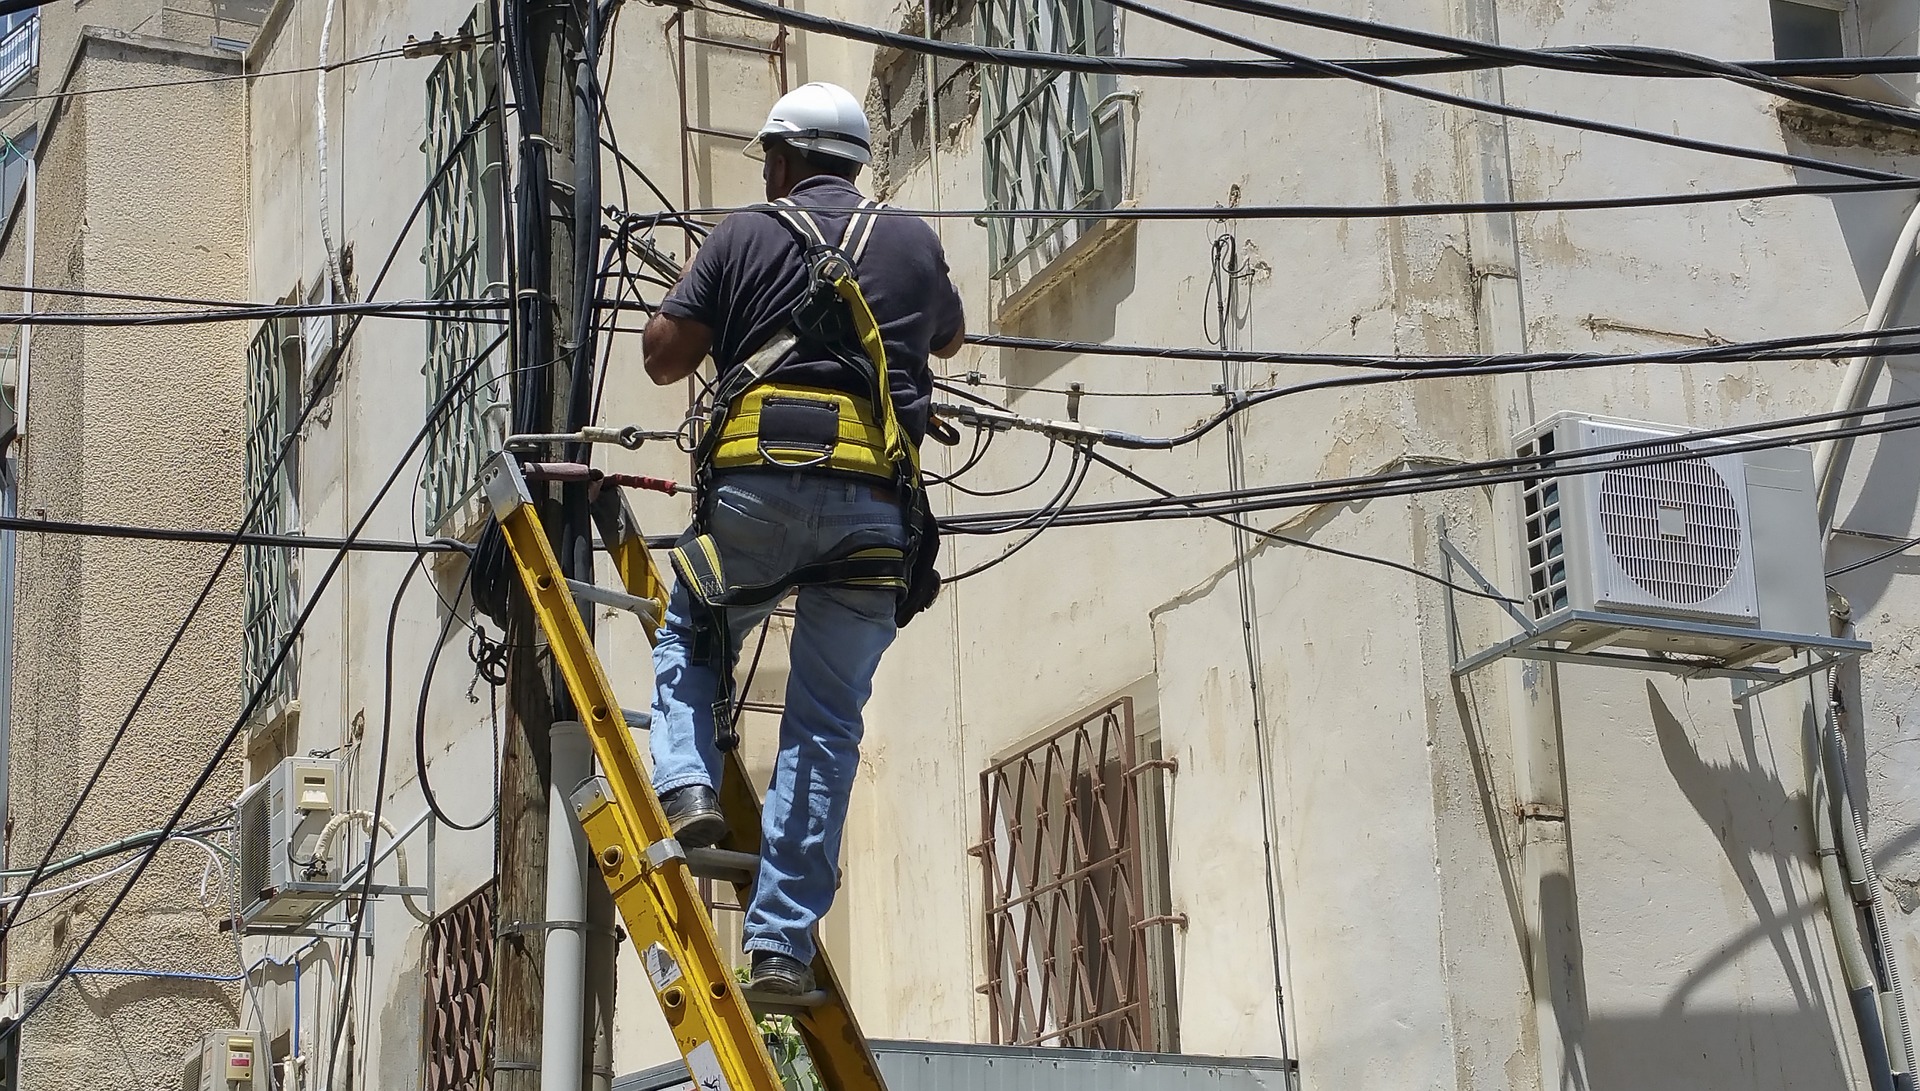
[423,881,496,1091]
[978,695,1178,1051]
[243,313,302,707]
[421,6,507,536]
[979,0,1124,281]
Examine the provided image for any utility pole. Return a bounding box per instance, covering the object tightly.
[495,0,591,1082]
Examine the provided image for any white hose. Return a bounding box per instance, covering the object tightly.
[315,0,346,302]
[311,811,432,924]
[1813,197,1920,532]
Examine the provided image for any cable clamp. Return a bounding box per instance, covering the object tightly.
[400,30,479,58]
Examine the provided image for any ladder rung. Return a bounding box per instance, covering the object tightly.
[622,708,650,730]
[684,847,759,885]
[741,988,830,1016]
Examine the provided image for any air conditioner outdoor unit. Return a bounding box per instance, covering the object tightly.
[235,756,342,928]
[179,1029,263,1091]
[1513,412,1830,664]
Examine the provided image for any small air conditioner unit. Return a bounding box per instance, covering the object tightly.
[235,756,342,928]
[1513,413,1830,664]
[180,1029,263,1091]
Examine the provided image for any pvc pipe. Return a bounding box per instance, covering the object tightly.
[1814,197,1920,533]
[541,722,592,1091]
[1815,697,1899,1091]
[1829,695,1920,1080]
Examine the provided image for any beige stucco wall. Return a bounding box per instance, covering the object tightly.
[6,0,1917,1087]
[0,26,250,1091]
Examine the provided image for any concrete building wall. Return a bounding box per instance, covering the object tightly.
[0,25,251,1091]
[6,0,1920,1088]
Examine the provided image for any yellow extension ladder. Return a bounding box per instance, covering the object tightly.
[480,454,887,1091]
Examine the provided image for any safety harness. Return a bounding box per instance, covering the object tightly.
[671,197,941,751]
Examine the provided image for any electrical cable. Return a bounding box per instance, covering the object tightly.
[942,398,1920,533]
[0,514,465,553]
[656,175,1920,224]
[941,446,1092,583]
[0,37,485,109]
[1828,534,1920,578]
[0,102,507,930]
[689,0,1920,82]
[415,565,497,831]
[939,436,1060,498]
[321,546,431,1090]
[0,298,505,329]
[1100,0,1908,183]
[1171,0,1920,132]
[923,424,994,486]
[962,317,1920,372]
[0,330,513,1040]
[932,315,1526,601]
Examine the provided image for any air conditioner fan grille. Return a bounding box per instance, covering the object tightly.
[1597,444,1742,605]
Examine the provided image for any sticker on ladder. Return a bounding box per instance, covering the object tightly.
[687,1041,731,1091]
[644,943,683,992]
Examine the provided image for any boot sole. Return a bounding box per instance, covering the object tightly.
[670,811,728,849]
[748,970,816,996]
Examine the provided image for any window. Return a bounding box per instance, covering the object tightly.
[1772,0,1849,59]
[421,6,507,535]
[869,0,978,198]
[243,313,302,708]
[0,127,33,217]
[980,0,1124,281]
[0,13,37,97]
[978,695,1178,1051]
[423,882,495,1091]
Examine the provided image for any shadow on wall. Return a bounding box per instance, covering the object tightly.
[998,225,1138,391]
[1827,354,1920,621]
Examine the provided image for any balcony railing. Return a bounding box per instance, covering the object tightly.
[0,17,38,98]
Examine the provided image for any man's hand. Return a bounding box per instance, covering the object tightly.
[643,313,714,385]
[932,327,966,359]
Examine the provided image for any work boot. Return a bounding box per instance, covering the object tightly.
[748,951,816,996]
[660,785,726,849]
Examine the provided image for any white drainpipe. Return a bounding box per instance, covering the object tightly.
[1811,199,1920,531]
[542,722,591,1091]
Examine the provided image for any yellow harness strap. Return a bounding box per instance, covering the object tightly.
[708,199,917,482]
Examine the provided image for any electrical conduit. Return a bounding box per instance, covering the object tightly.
[541,722,592,1091]
[1811,199,1920,1089]
[1812,198,1920,528]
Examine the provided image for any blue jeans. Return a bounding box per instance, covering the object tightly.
[650,469,905,965]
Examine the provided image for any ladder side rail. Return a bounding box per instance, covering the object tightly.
[484,456,785,1091]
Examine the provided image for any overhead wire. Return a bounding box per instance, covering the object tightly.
[1106,0,1911,182]
[0,37,486,109]
[942,397,1920,532]
[1,326,513,1041]
[962,318,1920,371]
[687,0,1920,82]
[651,175,1920,224]
[1829,534,1920,578]
[0,95,507,934]
[1171,0,1920,130]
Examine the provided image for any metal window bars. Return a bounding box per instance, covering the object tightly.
[421,6,507,535]
[978,696,1158,1051]
[422,882,496,1091]
[243,317,299,708]
[980,0,1122,280]
[0,15,37,98]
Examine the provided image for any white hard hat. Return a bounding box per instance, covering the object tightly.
[746,81,872,166]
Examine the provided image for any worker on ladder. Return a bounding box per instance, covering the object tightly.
[638,81,966,996]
